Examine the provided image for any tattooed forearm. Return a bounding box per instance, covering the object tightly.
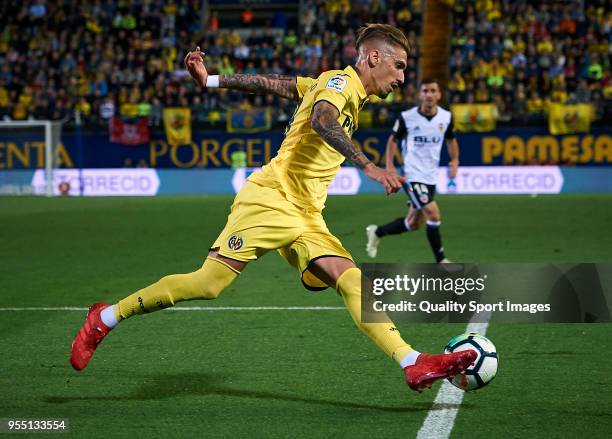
[318,125,371,169]
[219,74,298,100]
[311,101,371,170]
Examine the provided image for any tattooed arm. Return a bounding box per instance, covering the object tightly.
[311,101,406,194]
[219,74,298,100]
[184,47,298,100]
[311,101,370,169]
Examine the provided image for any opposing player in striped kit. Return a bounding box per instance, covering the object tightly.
[366,78,460,263]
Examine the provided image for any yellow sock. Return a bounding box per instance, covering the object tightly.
[115,257,239,320]
[336,267,414,365]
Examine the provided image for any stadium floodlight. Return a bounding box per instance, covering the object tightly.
[0,120,63,197]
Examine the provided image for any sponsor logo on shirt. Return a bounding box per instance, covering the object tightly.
[326,75,347,92]
[341,116,355,135]
[413,136,442,144]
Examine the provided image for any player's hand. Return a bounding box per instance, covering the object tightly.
[363,163,407,195]
[184,46,208,88]
[385,164,398,176]
[448,159,459,178]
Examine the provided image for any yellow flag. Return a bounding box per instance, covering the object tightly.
[450,104,497,132]
[163,107,192,145]
[548,103,592,135]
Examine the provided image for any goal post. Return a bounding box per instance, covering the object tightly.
[0,120,63,196]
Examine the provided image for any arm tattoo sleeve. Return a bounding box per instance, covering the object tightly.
[219,74,298,100]
[311,102,371,170]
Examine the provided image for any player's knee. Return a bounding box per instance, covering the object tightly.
[160,267,230,302]
[194,258,240,300]
[408,218,421,230]
[196,270,225,299]
[199,289,221,300]
[158,273,203,303]
[423,207,440,223]
[185,267,229,300]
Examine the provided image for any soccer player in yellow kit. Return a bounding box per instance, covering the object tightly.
[70,24,476,392]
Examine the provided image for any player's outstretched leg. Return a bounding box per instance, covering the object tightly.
[70,257,240,370]
[334,266,476,392]
[366,218,411,258]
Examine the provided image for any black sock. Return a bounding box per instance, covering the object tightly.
[376,218,409,237]
[426,222,445,262]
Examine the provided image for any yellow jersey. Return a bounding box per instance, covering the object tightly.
[249,66,368,212]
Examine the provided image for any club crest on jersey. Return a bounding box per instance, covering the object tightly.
[227,235,244,251]
[326,75,347,92]
[438,123,445,132]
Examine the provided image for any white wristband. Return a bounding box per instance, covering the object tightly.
[206,75,220,88]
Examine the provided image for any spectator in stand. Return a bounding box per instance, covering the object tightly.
[527,91,545,118]
[99,97,115,121]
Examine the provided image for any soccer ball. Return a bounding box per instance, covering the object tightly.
[444,332,498,391]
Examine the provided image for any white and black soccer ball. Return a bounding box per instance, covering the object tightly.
[444,333,498,391]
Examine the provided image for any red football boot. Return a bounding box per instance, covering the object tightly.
[70,303,112,371]
[403,350,477,392]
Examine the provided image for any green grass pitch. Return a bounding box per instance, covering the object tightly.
[0,194,611,438]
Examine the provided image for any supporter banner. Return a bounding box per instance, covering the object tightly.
[548,103,593,135]
[109,117,150,145]
[162,108,192,145]
[450,104,497,132]
[227,109,271,133]
[0,128,609,169]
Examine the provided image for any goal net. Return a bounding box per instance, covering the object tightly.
[0,120,63,196]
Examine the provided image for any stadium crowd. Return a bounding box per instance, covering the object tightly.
[448,0,611,123]
[0,0,608,129]
[0,0,421,128]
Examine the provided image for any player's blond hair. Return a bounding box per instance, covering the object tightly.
[355,24,411,57]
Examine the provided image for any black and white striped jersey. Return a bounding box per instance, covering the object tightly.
[392,106,455,185]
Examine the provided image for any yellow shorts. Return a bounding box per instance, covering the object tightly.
[211,181,353,290]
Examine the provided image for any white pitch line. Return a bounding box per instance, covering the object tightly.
[0,306,345,312]
[416,311,492,439]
